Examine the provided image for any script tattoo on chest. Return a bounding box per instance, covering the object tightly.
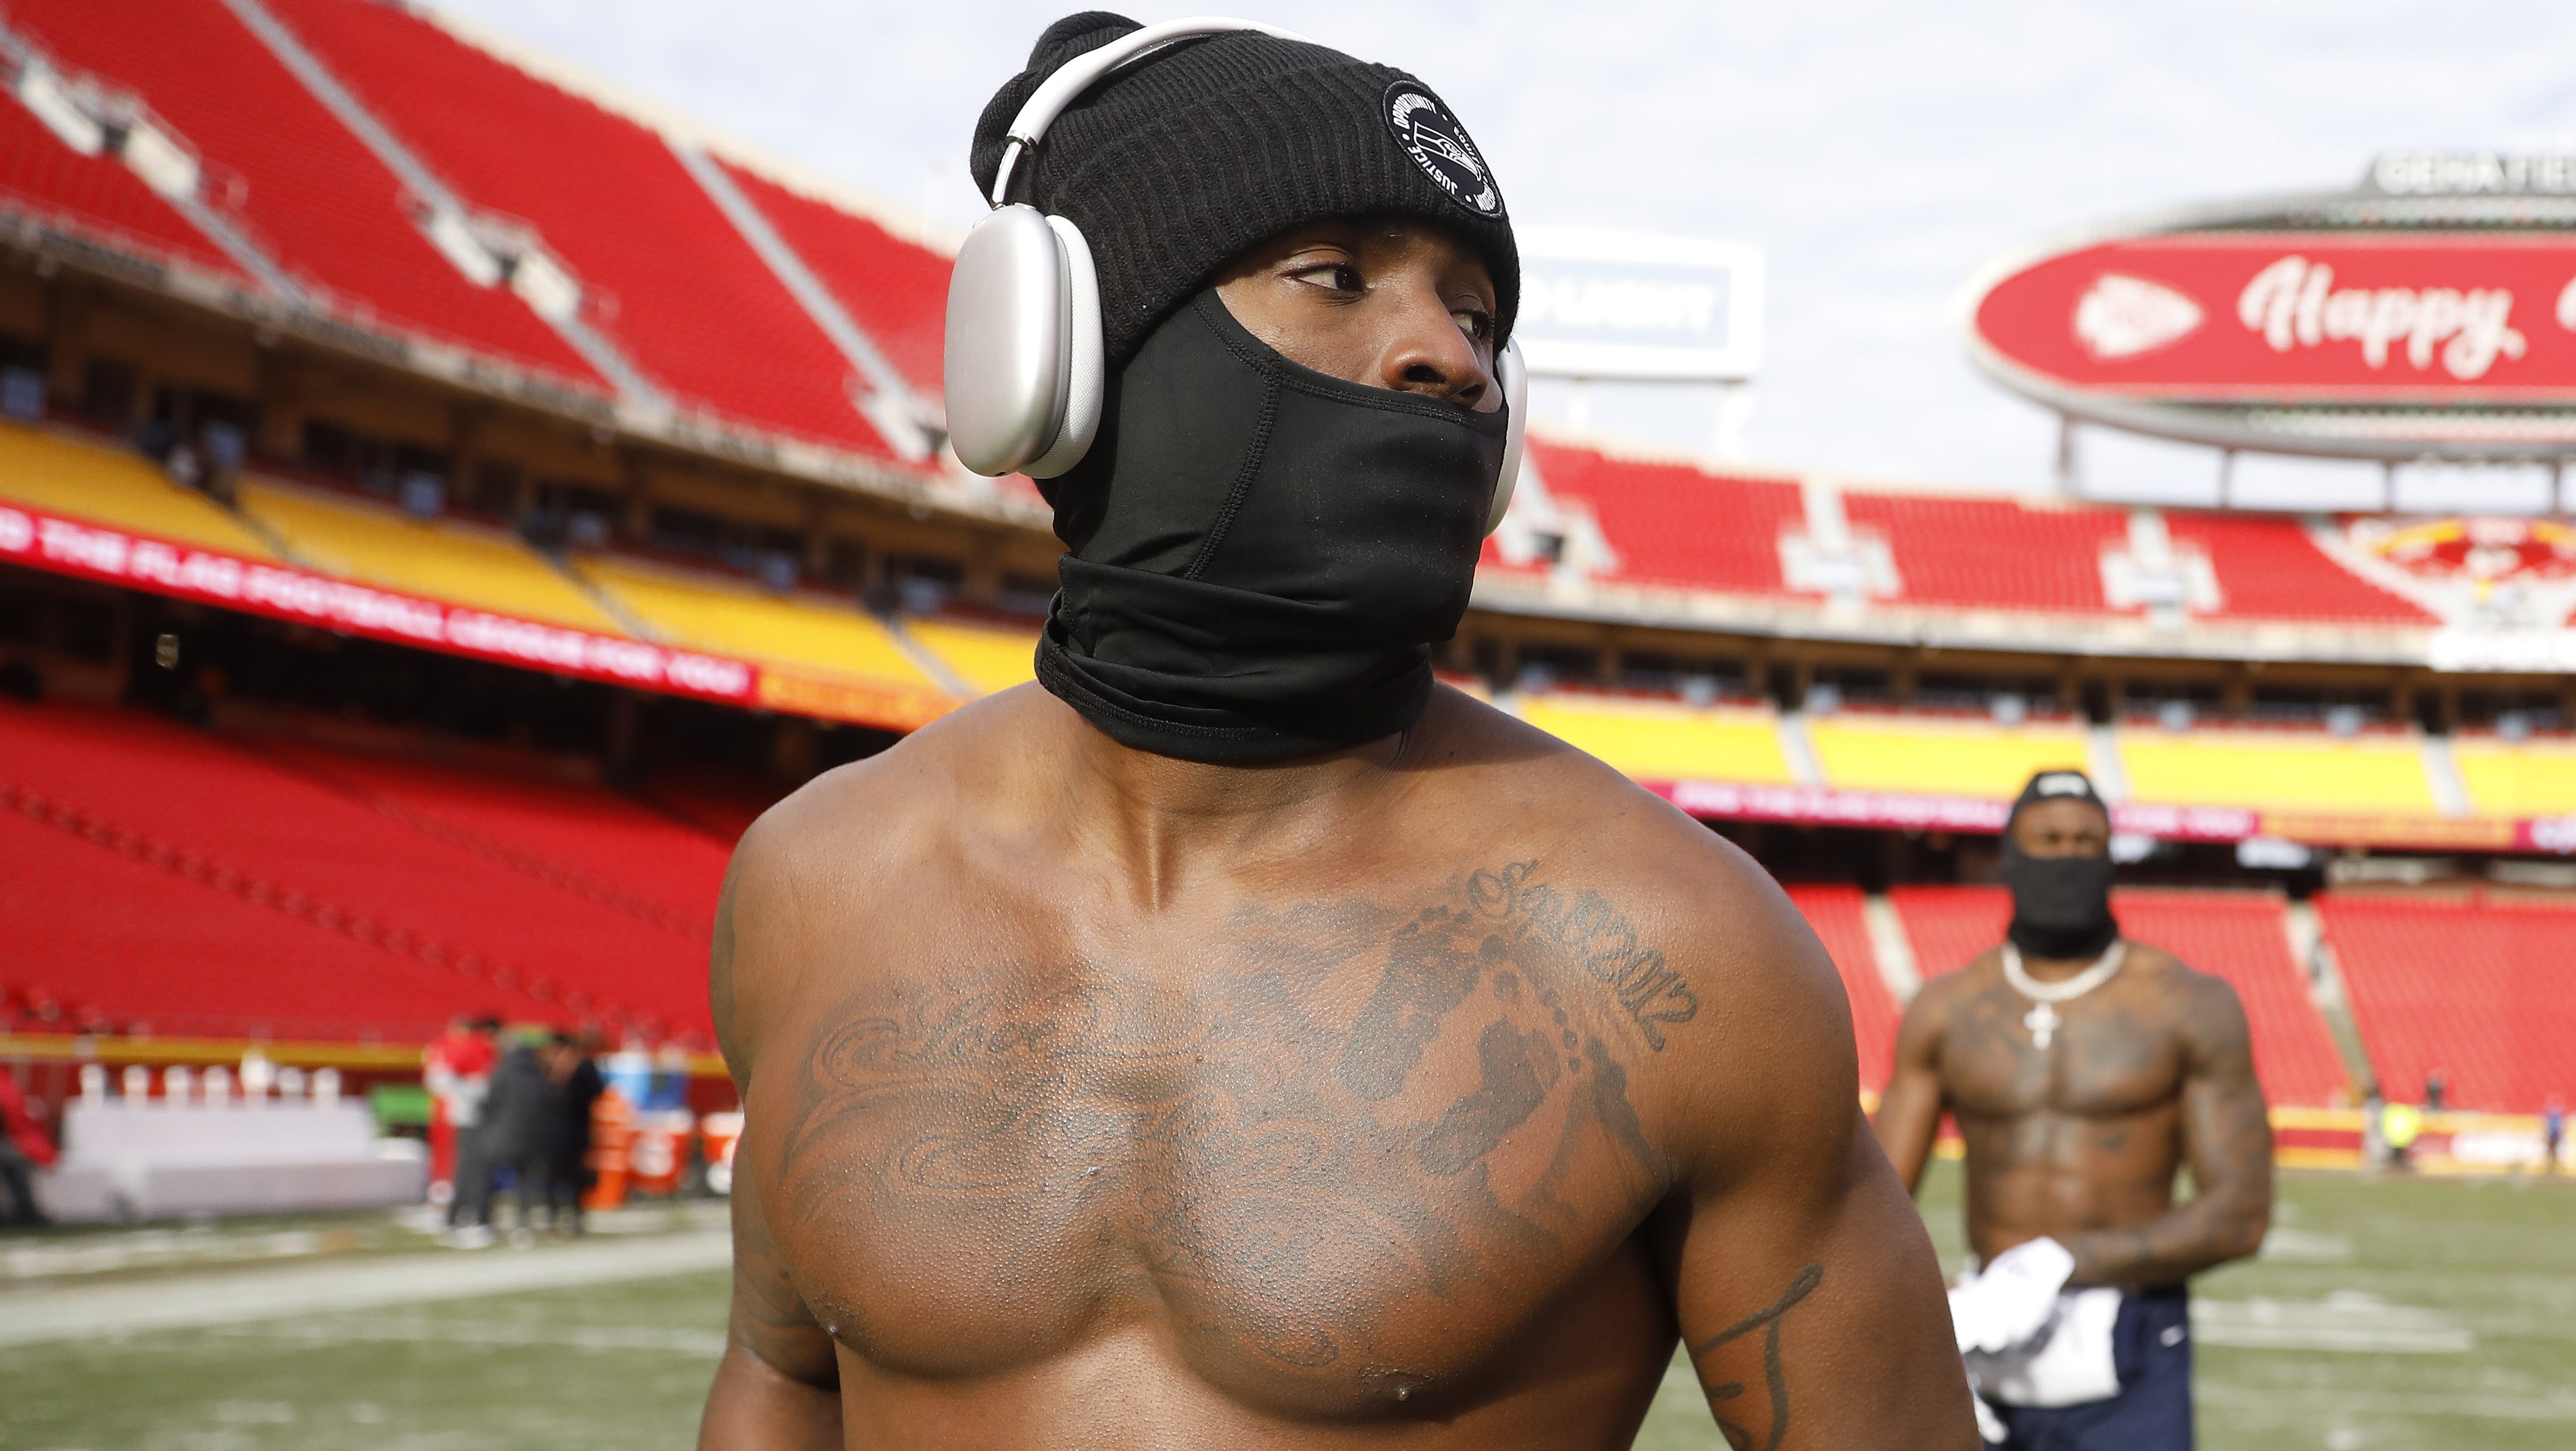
[769,861,1688,1378]
[1460,860,1698,1049]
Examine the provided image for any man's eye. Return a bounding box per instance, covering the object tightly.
[1291,263,1361,292]
[1453,308,1494,341]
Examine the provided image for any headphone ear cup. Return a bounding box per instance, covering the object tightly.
[943,204,1070,476]
[1024,214,1104,479]
[1487,337,1527,535]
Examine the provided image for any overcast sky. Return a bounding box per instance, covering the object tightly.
[432,0,2576,512]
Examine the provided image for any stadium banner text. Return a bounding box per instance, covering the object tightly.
[1970,232,2576,403]
[0,503,955,731]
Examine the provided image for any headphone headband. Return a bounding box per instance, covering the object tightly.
[987,16,1311,207]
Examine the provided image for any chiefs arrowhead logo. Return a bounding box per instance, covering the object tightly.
[2073,273,2203,359]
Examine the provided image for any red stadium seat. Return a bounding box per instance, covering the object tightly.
[1889,883,2010,982]
[1524,439,1800,595]
[1843,493,2126,613]
[2109,889,2348,1108]
[263,0,900,458]
[2319,891,2576,1113]
[8,0,604,387]
[0,83,242,280]
[2165,512,2435,626]
[1782,884,1901,1095]
[718,160,948,399]
[0,699,716,1039]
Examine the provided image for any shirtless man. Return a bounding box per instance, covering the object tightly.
[1874,771,2274,1448]
[697,14,1972,1449]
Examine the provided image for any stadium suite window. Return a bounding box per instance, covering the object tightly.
[1812,666,1892,705]
[649,505,727,559]
[0,331,45,377]
[466,461,521,520]
[80,358,139,429]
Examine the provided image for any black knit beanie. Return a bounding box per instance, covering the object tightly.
[970,12,1519,370]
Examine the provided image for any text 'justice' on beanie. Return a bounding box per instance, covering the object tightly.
[970,11,1519,371]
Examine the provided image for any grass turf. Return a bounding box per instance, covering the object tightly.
[3,1164,2570,1449]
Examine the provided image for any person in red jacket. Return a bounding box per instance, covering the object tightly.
[0,1062,56,1226]
[423,1014,500,1206]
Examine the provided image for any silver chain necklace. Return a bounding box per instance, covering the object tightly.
[2000,940,2125,1050]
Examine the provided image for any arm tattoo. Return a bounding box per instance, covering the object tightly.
[1690,1263,1824,1451]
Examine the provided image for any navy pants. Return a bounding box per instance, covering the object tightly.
[1988,1285,2192,1451]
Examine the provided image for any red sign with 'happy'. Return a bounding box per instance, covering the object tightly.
[1968,232,2576,404]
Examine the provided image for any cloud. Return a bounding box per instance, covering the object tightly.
[428,0,2576,499]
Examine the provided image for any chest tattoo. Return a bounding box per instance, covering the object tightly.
[768,861,1684,1374]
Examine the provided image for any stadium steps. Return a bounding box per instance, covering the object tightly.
[1514,691,1797,785]
[235,479,628,633]
[2451,734,2576,818]
[710,157,949,400]
[2282,898,2382,1096]
[576,555,940,690]
[1523,439,1802,595]
[902,616,1041,697]
[1782,884,1902,1095]
[1860,892,1922,1003]
[543,547,657,640]
[7,0,606,386]
[2165,511,2438,625]
[2418,734,2472,816]
[880,614,977,698]
[2083,724,2128,801]
[0,424,278,555]
[219,0,660,406]
[1774,709,1823,786]
[262,0,901,458]
[671,136,929,458]
[0,19,255,284]
[2315,891,2576,1112]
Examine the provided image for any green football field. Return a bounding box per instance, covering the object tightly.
[3,1164,2570,1449]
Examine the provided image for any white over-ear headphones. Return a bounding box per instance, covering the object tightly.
[942,15,1526,533]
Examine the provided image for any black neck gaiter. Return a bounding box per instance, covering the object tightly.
[1034,291,1508,762]
[2000,840,2119,960]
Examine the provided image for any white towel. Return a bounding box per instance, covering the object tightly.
[1968,1287,2124,1408]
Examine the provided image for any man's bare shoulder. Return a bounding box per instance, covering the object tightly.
[1416,690,1864,1142]
[730,684,1065,892]
[2120,941,2254,1053]
[1412,685,1787,908]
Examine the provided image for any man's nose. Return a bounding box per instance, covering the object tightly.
[1377,290,1489,407]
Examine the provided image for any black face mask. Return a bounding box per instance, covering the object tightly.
[2000,839,2119,960]
[1034,290,1508,763]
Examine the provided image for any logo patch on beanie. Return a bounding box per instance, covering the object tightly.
[1382,82,1503,219]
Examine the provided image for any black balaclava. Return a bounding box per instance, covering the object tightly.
[1036,291,1505,761]
[974,12,1520,762]
[2000,770,2121,960]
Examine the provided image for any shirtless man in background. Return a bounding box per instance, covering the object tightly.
[699,14,1972,1449]
[1875,771,2274,1448]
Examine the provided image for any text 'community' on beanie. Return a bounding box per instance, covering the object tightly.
[970,11,1519,371]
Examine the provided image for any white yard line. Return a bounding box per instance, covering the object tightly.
[227,1315,727,1355]
[0,1232,730,1347]
[2200,1382,2576,1423]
